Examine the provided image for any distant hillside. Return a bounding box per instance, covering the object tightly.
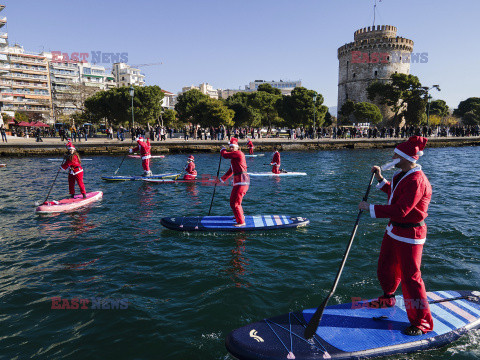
[328,106,337,117]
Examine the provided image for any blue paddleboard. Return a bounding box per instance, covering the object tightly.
[160,215,309,231]
[101,173,180,181]
[226,290,480,360]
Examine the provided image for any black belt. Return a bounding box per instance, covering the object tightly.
[234,172,247,176]
[391,220,425,228]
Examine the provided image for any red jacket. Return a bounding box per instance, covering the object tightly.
[271,151,281,167]
[220,149,249,186]
[61,154,83,175]
[132,140,151,159]
[369,166,432,244]
[247,140,254,149]
[184,161,197,176]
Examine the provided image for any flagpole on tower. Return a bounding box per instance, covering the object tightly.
[373,0,377,27]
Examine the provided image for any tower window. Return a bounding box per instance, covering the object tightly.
[352,73,356,78]
[374,70,378,76]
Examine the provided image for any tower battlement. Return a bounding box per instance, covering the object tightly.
[354,25,397,40]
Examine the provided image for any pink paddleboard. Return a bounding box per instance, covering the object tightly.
[0,164,6,168]
[36,191,103,214]
[128,155,165,159]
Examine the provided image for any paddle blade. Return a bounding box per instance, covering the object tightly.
[304,298,328,339]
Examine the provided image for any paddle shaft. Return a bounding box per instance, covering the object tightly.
[207,153,223,216]
[114,138,135,175]
[44,156,67,203]
[304,172,376,339]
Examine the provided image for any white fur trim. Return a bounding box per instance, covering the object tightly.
[141,155,151,160]
[394,148,417,163]
[369,204,376,218]
[417,150,424,156]
[376,178,387,189]
[386,224,426,245]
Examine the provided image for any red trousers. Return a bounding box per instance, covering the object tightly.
[272,166,280,174]
[142,158,150,172]
[230,185,248,224]
[68,172,86,195]
[378,233,434,332]
[183,174,197,180]
[248,148,253,155]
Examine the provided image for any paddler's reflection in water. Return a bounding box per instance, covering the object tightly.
[186,182,200,204]
[225,235,251,288]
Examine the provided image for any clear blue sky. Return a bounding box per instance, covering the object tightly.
[5,0,480,109]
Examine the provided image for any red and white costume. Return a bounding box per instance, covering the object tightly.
[131,137,151,173]
[61,152,86,195]
[221,138,250,225]
[65,138,74,150]
[270,150,281,174]
[369,136,433,333]
[246,139,254,155]
[183,155,197,180]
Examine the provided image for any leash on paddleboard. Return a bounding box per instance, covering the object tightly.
[208,152,223,216]
[304,172,376,339]
[42,155,67,204]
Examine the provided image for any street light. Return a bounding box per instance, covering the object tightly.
[422,85,441,128]
[129,86,135,129]
[313,94,317,139]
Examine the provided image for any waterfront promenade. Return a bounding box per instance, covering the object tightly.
[1,135,480,156]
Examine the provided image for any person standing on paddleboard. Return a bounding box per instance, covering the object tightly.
[246,138,254,155]
[359,136,433,336]
[183,155,197,180]
[61,144,87,199]
[270,146,281,174]
[220,137,250,227]
[129,136,152,176]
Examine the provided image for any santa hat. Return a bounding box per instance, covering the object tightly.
[65,140,75,150]
[394,136,428,163]
[188,155,194,161]
[228,137,239,147]
[136,136,144,142]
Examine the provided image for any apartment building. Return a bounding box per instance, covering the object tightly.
[181,83,219,99]
[1,44,52,118]
[112,62,145,87]
[246,79,301,96]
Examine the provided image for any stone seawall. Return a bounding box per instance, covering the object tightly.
[1,137,480,157]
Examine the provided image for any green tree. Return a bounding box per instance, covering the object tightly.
[257,83,282,95]
[161,109,178,128]
[367,73,426,126]
[353,102,382,124]
[225,92,261,127]
[338,100,356,123]
[14,111,29,123]
[280,87,327,128]
[249,90,283,128]
[453,97,480,117]
[428,99,449,118]
[323,112,333,127]
[462,107,480,125]
[194,98,234,128]
[175,89,210,124]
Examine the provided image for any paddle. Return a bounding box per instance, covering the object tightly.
[42,155,67,204]
[208,152,223,216]
[114,138,135,175]
[304,171,376,339]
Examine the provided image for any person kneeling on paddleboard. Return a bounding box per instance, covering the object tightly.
[129,136,152,176]
[183,155,197,180]
[246,138,254,155]
[61,144,87,199]
[270,146,281,174]
[358,136,433,336]
[220,138,249,227]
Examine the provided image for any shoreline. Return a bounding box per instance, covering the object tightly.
[1,136,480,156]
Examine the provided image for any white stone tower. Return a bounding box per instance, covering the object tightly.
[337,25,414,122]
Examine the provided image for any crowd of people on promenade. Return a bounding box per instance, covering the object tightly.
[1,123,479,143]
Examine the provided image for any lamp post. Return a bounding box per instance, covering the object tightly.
[129,85,135,130]
[313,94,317,139]
[422,85,440,128]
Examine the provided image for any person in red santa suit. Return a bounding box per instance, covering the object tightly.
[183,155,197,180]
[65,138,73,151]
[220,137,250,226]
[246,138,254,155]
[359,136,433,336]
[270,146,281,174]
[129,136,152,176]
[61,145,87,198]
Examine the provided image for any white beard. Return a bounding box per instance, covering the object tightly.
[381,158,401,171]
